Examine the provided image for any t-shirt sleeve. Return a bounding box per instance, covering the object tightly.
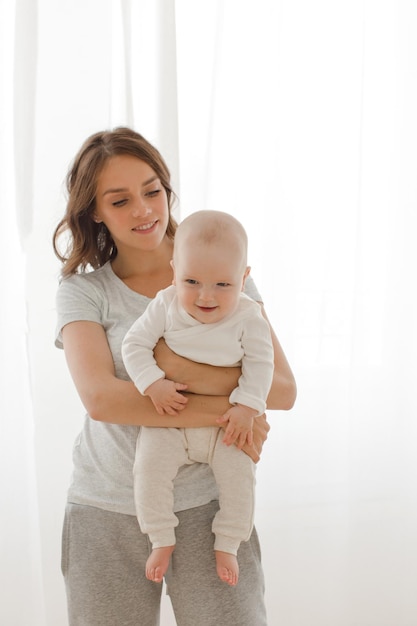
[54,275,103,349]
[243,273,263,303]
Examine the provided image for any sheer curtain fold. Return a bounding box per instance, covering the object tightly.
[111,0,180,192]
[120,0,134,126]
[1,1,416,624]
[13,0,38,243]
[1,2,45,624]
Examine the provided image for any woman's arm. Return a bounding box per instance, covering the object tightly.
[62,320,265,462]
[260,304,297,410]
[153,339,241,396]
[155,305,297,411]
[61,321,230,428]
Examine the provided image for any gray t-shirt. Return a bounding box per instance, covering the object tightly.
[55,261,263,516]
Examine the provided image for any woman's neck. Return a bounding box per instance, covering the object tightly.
[111,238,174,297]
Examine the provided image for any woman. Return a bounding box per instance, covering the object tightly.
[53,127,296,626]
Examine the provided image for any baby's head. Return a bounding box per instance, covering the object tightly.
[172,211,250,324]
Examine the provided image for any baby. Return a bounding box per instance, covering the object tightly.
[122,210,274,586]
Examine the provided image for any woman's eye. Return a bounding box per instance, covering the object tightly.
[146,189,161,198]
[112,199,127,207]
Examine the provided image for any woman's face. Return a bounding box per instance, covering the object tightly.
[94,154,170,253]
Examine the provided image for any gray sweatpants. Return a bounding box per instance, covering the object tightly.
[62,501,268,626]
[134,426,256,554]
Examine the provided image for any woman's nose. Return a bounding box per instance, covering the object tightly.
[132,198,151,217]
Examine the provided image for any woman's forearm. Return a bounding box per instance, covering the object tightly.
[261,305,297,411]
[62,322,233,427]
[89,378,265,463]
[154,308,297,411]
[154,338,241,396]
[88,376,230,427]
[266,369,297,410]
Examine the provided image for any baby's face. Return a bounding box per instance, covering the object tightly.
[173,240,249,324]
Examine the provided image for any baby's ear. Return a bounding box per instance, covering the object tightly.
[241,266,251,290]
[170,259,176,285]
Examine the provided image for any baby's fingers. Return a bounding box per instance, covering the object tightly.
[235,430,253,450]
[164,406,179,416]
[223,422,241,446]
[172,401,187,412]
[174,383,188,392]
[174,392,188,405]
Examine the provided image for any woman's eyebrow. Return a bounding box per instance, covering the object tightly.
[102,176,159,197]
[102,187,128,197]
[142,175,159,187]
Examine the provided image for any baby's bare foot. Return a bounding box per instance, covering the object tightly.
[215,550,239,586]
[146,546,175,583]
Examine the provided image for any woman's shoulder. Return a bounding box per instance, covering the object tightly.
[56,264,116,313]
[57,262,115,294]
[59,261,111,286]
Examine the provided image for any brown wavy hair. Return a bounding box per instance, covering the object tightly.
[53,127,178,277]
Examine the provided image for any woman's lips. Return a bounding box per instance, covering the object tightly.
[132,220,157,232]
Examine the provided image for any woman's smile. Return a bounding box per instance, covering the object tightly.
[132,220,158,233]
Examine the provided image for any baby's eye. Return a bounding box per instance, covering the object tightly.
[185,279,198,285]
[217,282,230,287]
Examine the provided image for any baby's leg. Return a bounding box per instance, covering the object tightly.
[165,501,268,626]
[146,545,175,583]
[134,427,189,582]
[209,431,256,586]
[214,550,239,586]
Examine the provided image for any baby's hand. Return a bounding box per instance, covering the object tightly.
[217,404,258,449]
[145,378,188,415]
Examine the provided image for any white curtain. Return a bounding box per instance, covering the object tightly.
[1,1,416,624]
